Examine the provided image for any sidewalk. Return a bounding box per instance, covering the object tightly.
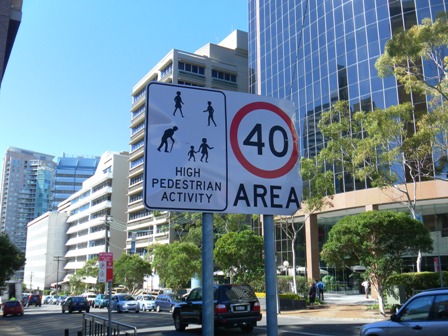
[279,293,390,321]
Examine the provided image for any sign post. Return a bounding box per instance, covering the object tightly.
[99,252,113,336]
[144,83,302,336]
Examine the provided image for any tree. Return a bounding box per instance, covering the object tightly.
[152,242,201,291]
[376,13,448,174]
[76,257,105,293]
[317,100,441,271]
[214,230,264,284]
[321,210,433,315]
[114,254,152,293]
[0,233,25,286]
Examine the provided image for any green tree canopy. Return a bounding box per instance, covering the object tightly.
[114,254,152,293]
[152,242,201,291]
[321,210,433,314]
[0,233,25,286]
[214,230,264,284]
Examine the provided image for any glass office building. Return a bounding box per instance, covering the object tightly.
[249,1,448,277]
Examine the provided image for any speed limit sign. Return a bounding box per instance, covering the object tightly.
[144,83,301,215]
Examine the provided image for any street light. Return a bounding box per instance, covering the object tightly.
[283,261,289,276]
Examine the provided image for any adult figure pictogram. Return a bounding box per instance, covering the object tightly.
[157,126,178,152]
[198,138,214,163]
[203,101,217,127]
[173,91,184,117]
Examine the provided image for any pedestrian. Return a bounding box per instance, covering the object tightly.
[308,281,317,309]
[362,280,370,299]
[316,278,325,301]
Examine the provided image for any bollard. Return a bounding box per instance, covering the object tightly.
[64,329,69,336]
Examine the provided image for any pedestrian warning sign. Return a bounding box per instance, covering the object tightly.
[144,83,302,215]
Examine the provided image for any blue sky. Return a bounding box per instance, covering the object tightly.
[0,1,248,159]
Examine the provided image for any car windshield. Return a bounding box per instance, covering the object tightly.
[219,285,257,302]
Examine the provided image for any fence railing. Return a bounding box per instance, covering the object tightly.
[82,313,137,336]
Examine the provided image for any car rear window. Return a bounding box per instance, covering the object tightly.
[5,301,20,307]
[73,297,87,303]
[219,285,257,302]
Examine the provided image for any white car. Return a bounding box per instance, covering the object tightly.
[360,288,448,336]
[136,294,156,311]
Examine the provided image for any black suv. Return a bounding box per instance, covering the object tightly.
[172,284,262,333]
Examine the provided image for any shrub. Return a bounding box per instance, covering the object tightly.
[387,271,448,300]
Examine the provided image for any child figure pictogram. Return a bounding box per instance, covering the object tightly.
[203,101,217,127]
[198,138,214,163]
[187,145,197,161]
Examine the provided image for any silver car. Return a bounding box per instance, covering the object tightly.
[360,288,448,336]
[110,294,140,313]
[136,294,156,311]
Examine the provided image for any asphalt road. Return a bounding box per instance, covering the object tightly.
[0,303,370,336]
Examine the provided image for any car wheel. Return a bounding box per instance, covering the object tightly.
[117,306,122,313]
[86,308,90,313]
[156,305,161,312]
[136,310,139,313]
[142,305,146,311]
[3,313,7,317]
[241,325,254,333]
[68,309,73,314]
[170,305,175,313]
[62,308,65,314]
[173,313,186,331]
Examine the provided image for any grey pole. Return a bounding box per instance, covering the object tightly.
[202,212,214,335]
[263,215,278,335]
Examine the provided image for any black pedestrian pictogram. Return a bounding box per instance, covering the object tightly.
[173,91,184,117]
[157,126,178,152]
[198,138,214,163]
[188,146,197,161]
[203,101,217,127]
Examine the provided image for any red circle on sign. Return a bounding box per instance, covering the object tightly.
[230,101,299,178]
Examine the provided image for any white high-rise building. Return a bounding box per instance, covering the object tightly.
[127,30,249,259]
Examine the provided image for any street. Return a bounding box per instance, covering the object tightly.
[0,303,370,336]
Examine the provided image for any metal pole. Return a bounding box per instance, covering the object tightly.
[202,213,214,335]
[105,215,112,336]
[263,215,278,335]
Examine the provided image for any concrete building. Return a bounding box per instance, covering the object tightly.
[127,30,249,261]
[62,151,129,277]
[23,211,68,291]
[0,0,22,88]
[249,0,448,280]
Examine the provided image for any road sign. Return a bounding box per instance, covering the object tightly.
[144,82,301,215]
[98,252,113,283]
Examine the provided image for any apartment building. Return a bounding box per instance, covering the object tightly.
[127,30,249,260]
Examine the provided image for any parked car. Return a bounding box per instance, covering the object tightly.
[360,288,448,336]
[82,293,97,307]
[50,295,60,305]
[110,294,139,313]
[2,300,24,317]
[93,294,109,308]
[43,295,54,304]
[56,296,67,305]
[155,293,182,313]
[25,294,42,307]
[172,284,262,333]
[136,294,156,311]
[61,296,90,314]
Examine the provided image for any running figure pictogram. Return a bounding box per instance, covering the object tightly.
[157,126,178,152]
[173,91,184,117]
[203,101,217,127]
[198,138,214,163]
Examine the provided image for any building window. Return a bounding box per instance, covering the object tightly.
[179,61,205,75]
[212,69,237,83]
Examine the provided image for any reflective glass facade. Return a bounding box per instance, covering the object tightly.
[249,0,448,193]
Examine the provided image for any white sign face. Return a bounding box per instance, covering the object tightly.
[144,83,301,215]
